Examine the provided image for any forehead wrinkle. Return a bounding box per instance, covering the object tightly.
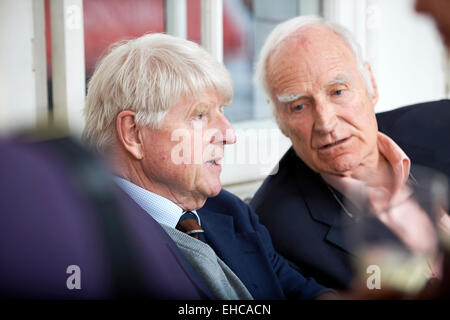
[269,27,359,99]
[271,62,315,93]
[326,73,352,87]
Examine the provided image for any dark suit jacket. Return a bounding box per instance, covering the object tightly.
[0,138,213,299]
[250,99,450,289]
[199,189,327,299]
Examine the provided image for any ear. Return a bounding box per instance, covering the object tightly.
[116,110,144,160]
[365,62,379,107]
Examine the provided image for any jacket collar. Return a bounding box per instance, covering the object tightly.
[287,148,358,255]
[198,208,265,264]
[287,148,405,256]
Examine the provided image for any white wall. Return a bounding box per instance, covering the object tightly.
[0,0,40,134]
[369,0,447,111]
[324,0,448,112]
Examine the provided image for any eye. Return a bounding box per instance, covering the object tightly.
[333,89,343,96]
[196,113,203,120]
[293,104,304,111]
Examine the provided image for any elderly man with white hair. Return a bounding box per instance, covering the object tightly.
[250,15,450,291]
[83,33,332,299]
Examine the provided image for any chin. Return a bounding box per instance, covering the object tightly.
[203,180,222,198]
[209,185,222,197]
[327,157,360,175]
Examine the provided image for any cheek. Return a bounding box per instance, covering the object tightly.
[169,163,198,190]
[190,164,212,186]
[159,152,169,161]
[283,120,314,156]
[160,138,184,164]
[284,115,311,138]
[360,113,378,138]
[342,101,376,132]
[288,124,313,150]
[291,133,316,165]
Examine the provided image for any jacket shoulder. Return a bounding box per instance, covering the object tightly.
[205,189,245,209]
[250,147,307,210]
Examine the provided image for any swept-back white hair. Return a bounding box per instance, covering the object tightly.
[254,15,373,120]
[83,33,233,152]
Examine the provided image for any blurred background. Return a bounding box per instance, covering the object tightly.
[0,0,449,198]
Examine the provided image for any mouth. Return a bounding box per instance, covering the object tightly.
[318,137,351,150]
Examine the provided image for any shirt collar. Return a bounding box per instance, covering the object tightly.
[113,176,200,228]
[377,132,411,189]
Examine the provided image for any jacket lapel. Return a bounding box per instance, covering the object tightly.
[198,208,285,299]
[291,152,404,257]
[292,153,358,256]
[199,209,263,271]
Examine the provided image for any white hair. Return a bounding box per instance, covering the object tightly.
[82,33,233,152]
[254,15,373,122]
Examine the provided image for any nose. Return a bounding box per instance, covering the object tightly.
[211,112,236,145]
[313,100,337,134]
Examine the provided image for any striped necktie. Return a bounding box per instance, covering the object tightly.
[176,211,206,243]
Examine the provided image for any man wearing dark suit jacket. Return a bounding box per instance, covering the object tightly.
[251,100,450,290]
[82,33,330,299]
[251,15,450,290]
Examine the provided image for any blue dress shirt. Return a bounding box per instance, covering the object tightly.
[113,177,201,228]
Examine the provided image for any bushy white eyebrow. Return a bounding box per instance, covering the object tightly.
[276,73,352,104]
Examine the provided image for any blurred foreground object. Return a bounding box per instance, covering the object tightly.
[415,0,450,48]
[0,132,211,299]
[346,165,450,299]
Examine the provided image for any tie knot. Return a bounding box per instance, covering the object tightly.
[179,211,200,224]
[176,211,206,243]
